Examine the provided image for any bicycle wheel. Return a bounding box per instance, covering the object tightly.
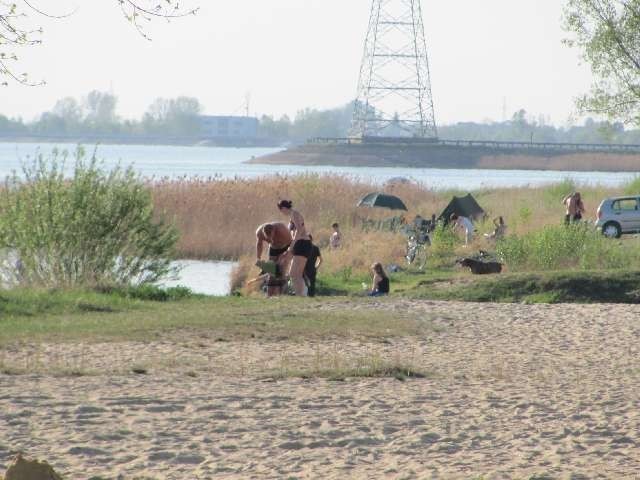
[405,238,417,265]
[414,245,428,270]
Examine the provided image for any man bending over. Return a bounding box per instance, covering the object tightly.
[256,222,292,262]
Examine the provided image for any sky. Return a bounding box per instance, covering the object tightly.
[2,0,594,126]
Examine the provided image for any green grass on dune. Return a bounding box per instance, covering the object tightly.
[0,287,426,344]
[1,268,639,345]
[319,267,640,304]
[406,270,640,304]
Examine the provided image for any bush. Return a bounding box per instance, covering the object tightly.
[623,175,640,195]
[496,223,629,271]
[543,178,576,207]
[0,148,179,288]
[99,284,193,302]
[429,223,458,266]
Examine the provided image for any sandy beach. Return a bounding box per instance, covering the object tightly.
[2,300,640,479]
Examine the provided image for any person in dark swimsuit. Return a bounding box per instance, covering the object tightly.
[277,200,310,296]
[369,262,390,297]
[304,235,322,297]
[256,222,292,262]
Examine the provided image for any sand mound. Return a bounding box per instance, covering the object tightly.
[4,453,62,480]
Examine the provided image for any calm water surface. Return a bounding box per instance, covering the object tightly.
[0,142,638,189]
[163,260,234,296]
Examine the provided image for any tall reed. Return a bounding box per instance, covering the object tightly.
[151,174,621,261]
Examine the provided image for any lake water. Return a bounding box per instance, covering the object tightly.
[0,255,235,296]
[163,260,234,296]
[0,142,638,189]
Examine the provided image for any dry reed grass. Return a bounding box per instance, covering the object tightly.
[151,174,630,289]
[477,153,640,171]
[151,174,442,260]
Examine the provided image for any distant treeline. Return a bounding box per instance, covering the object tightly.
[2,92,640,145]
[260,105,640,145]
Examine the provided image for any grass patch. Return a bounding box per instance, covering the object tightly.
[0,291,427,344]
[316,268,456,296]
[0,285,193,319]
[270,355,429,381]
[408,270,640,303]
[623,175,640,195]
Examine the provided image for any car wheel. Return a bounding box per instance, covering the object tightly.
[602,222,622,239]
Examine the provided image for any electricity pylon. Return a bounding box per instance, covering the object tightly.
[350,0,437,139]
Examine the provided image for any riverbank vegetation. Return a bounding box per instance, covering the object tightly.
[0,289,424,345]
[2,156,640,304]
[150,173,640,290]
[2,268,639,346]
[0,150,178,288]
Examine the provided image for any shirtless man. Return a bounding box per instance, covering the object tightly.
[256,222,292,262]
[255,222,293,296]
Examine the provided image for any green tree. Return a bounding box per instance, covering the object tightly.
[50,97,84,133]
[143,96,202,135]
[84,91,119,131]
[564,0,640,124]
[258,114,291,139]
[52,97,83,125]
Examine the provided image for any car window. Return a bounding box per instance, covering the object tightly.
[612,199,639,211]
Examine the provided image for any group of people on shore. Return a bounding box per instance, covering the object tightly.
[255,200,388,297]
[252,191,584,298]
[255,200,335,297]
[444,191,583,246]
[450,214,506,246]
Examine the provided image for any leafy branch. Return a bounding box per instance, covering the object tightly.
[563,0,640,124]
[0,0,199,86]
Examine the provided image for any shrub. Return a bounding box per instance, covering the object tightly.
[543,178,576,206]
[429,223,458,265]
[623,175,640,195]
[0,149,178,288]
[496,223,630,271]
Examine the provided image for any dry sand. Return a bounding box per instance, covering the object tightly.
[1,300,640,479]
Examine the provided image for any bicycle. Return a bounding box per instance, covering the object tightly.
[405,230,430,270]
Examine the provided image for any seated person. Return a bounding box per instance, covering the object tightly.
[369,262,390,297]
[484,216,507,240]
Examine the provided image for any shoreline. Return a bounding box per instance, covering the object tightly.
[0,137,286,149]
[251,143,640,172]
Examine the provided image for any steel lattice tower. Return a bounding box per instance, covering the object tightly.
[350,0,437,139]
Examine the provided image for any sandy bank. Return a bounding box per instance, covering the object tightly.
[1,300,640,478]
[251,143,640,172]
